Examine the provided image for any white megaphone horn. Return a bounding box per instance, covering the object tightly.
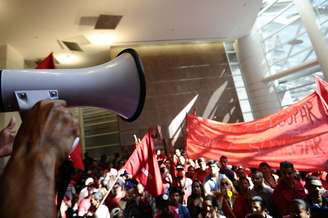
[0,48,146,122]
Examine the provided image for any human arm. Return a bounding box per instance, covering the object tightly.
[203,179,213,196]
[0,100,79,218]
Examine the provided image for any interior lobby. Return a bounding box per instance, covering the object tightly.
[0,0,327,160]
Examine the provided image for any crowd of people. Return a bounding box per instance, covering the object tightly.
[58,147,328,218]
[0,100,327,218]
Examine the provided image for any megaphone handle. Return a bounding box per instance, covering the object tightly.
[15,89,59,111]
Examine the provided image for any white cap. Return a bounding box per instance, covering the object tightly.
[108,168,118,176]
[85,177,94,186]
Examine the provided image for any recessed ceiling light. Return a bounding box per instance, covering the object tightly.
[87,32,117,45]
[54,53,81,65]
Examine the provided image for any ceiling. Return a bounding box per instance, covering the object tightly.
[0,0,262,68]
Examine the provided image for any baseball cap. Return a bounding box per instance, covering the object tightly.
[85,177,94,186]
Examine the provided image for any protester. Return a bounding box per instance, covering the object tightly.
[79,177,95,203]
[304,176,328,218]
[194,157,209,183]
[135,183,154,217]
[234,166,253,190]
[204,160,230,196]
[78,188,92,217]
[233,177,252,218]
[89,191,110,218]
[175,165,193,205]
[250,171,273,213]
[219,156,236,182]
[272,161,306,217]
[186,165,195,179]
[105,180,126,211]
[187,180,205,218]
[246,196,272,218]
[259,162,279,189]
[200,195,226,218]
[289,199,311,218]
[170,187,191,218]
[219,178,237,218]
[123,184,153,218]
[154,194,178,218]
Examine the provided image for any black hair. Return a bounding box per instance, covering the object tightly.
[251,196,266,208]
[259,162,270,168]
[280,161,294,170]
[204,195,219,208]
[220,155,227,160]
[291,199,309,212]
[170,187,183,195]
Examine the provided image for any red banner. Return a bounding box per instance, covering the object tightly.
[124,130,164,196]
[186,78,328,171]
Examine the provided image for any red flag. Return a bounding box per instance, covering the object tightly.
[124,130,164,196]
[69,138,85,170]
[36,52,55,69]
[186,78,328,171]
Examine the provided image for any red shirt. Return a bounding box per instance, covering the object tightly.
[105,191,125,211]
[193,168,209,183]
[233,195,251,218]
[272,180,306,217]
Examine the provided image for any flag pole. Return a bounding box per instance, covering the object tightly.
[98,168,125,207]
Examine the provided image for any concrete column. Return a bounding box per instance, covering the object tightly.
[236,30,281,119]
[0,44,23,173]
[294,0,328,79]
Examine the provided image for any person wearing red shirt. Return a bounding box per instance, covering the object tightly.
[272,161,306,218]
[259,162,279,189]
[194,157,209,183]
[233,177,252,218]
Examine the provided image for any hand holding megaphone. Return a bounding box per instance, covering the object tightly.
[0,99,80,218]
[14,99,79,164]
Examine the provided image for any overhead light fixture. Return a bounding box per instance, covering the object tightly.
[87,31,117,45]
[54,53,81,65]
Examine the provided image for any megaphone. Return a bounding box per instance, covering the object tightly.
[0,48,146,122]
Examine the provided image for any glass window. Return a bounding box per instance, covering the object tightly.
[224,41,254,121]
[239,100,252,112]
[233,75,245,88]
[274,69,323,107]
[312,0,328,42]
[257,0,317,75]
[236,87,248,100]
[243,113,254,122]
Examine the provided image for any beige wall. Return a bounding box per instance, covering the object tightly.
[110,42,243,153]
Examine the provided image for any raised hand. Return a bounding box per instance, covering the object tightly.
[0,100,79,218]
